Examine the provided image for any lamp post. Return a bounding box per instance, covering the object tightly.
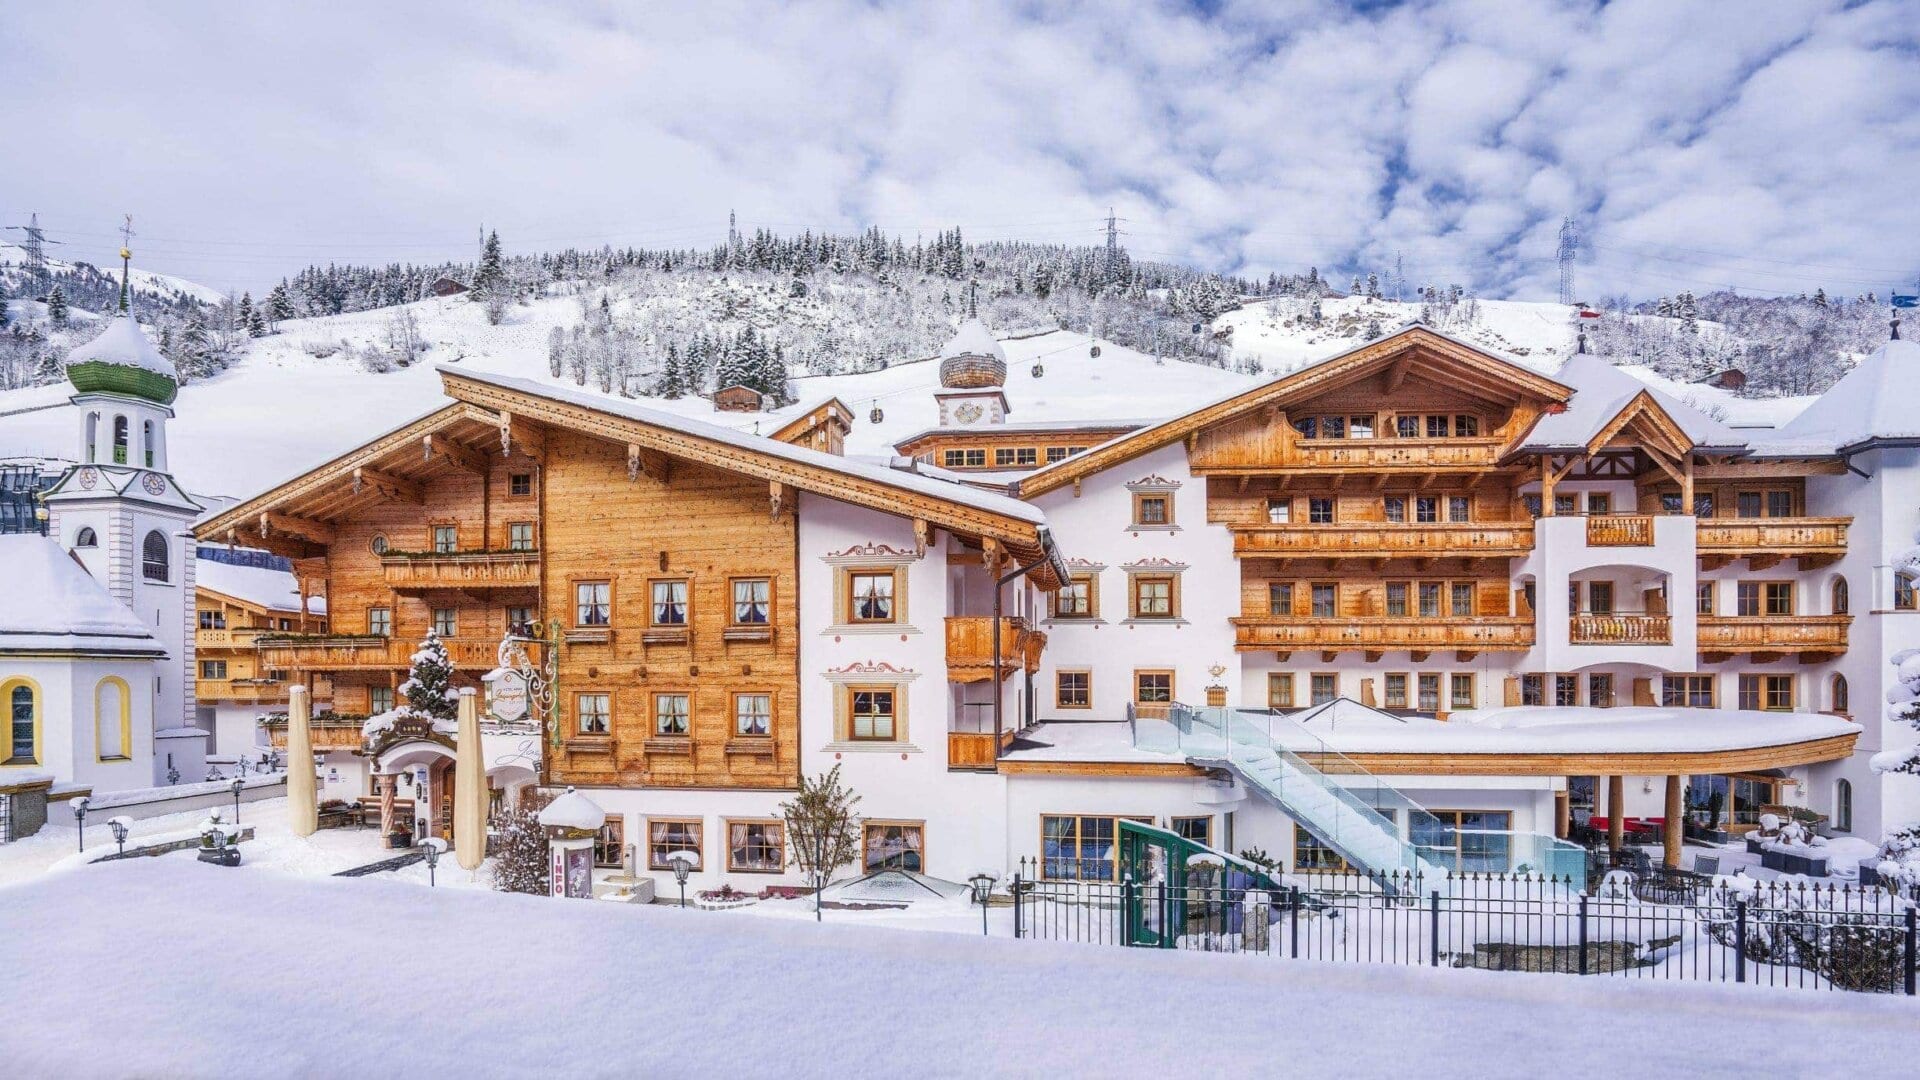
[422,836,445,887]
[229,777,246,824]
[109,816,130,858]
[666,850,696,907]
[72,796,90,853]
[969,872,996,937]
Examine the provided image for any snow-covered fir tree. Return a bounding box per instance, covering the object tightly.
[489,807,549,895]
[44,284,68,326]
[398,630,460,729]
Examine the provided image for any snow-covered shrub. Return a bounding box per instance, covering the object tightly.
[489,808,548,896]
[301,338,341,359]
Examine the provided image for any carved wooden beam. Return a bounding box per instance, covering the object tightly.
[260,511,335,544]
[423,433,487,475]
[1409,650,1430,663]
[768,480,794,522]
[352,466,423,504]
[1746,553,1783,572]
[913,518,933,550]
[1455,650,1477,662]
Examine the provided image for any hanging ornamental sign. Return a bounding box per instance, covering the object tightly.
[495,622,560,745]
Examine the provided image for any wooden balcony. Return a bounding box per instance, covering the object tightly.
[1191,430,1507,474]
[380,550,541,593]
[1231,521,1534,559]
[1231,616,1533,653]
[1569,613,1672,645]
[254,635,501,671]
[1586,515,1654,547]
[947,731,1014,770]
[195,626,278,650]
[1697,615,1849,658]
[1696,518,1849,568]
[945,617,1046,682]
[264,715,368,751]
[195,678,291,704]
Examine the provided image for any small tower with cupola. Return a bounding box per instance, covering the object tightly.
[934,316,1010,428]
[40,238,205,784]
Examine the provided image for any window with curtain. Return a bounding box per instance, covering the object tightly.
[650,580,688,626]
[648,819,703,870]
[574,582,610,626]
[731,578,770,624]
[862,822,925,872]
[727,820,785,872]
[733,693,770,737]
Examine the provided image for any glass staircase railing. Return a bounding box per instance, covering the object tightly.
[1139,701,1588,890]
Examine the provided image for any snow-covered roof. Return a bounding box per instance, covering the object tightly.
[537,787,607,831]
[440,367,1049,526]
[939,318,1006,362]
[195,558,325,615]
[1751,337,1920,456]
[0,535,161,655]
[65,313,176,378]
[1298,704,1857,756]
[1520,352,1745,451]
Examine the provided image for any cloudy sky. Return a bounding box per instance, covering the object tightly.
[4,0,1917,301]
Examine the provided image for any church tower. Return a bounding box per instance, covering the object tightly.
[934,311,1010,429]
[40,242,204,784]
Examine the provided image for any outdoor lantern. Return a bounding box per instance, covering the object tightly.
[665,849,697,908]
[422,836,446,887]
[108,817,130,857]
[230,777,246,824]
[969,872,996,936]
[72,796,90,854]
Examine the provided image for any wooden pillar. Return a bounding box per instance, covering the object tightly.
[1680,454,1695,515]
[1540,456,1556,516]
[1663,774,1683,868]
[1554,789,1570,839]
[1606,775,1625,852]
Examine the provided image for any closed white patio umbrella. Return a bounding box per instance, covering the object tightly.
[286,685,318,837]
[454,688,486,871]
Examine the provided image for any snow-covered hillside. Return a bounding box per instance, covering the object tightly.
[0,293,1260,503]
[0,285,1821,507]
[0,241,224,306]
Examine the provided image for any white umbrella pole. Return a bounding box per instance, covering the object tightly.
[454,688,486,871]
[286,685,318,837]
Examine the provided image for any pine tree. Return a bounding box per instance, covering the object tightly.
[489,807,550,895]
[398,630,459,729]
[267,282,296,325]
[779,764,863,892]
[547,325,565,378]
[656,341,687,398]
[247,306,267,337]
[45,285,68,326]
[237,292,254,330]
[474,230,506,296]
[0,294,9,329]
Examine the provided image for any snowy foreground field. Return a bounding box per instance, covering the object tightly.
[2,859,1913,1079]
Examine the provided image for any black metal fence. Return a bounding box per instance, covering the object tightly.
[1010,860,1920,995]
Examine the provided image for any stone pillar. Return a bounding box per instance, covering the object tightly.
[1606,776,1625,853]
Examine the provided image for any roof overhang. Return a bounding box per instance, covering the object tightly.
[1017,325,1572,498]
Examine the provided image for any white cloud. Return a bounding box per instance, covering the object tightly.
[1,0,1914,301]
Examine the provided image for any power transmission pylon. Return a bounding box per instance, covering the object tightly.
[5,212,64,288]
[1556,216,1579,305]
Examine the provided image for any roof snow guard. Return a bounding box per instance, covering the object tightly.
[65,311,179,405]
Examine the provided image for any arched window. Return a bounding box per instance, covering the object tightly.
[1835,779,1853,833]
[96,677,130,760]
[74,526,97,548]
[142,420,156,468]
[85,412,100,463]
[1831,673,1849,715]
[5,681,36,764]
[1831,577,1849,614]
[142,530,170,582]
[112,416,130,465]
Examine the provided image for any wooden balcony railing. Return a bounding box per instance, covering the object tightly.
[195,678,291,704]
[381,550,541,592]
[1230,522,1534,559]
[254,635,501,671]
[1586,515,1654,547]
[1569,613,1672,644]
[1231,616,1533,652]
[945,617,1046,682]
[948,732,999,770]
[1190,428,1507,473]
[195,626,281,650]
[1697,615,1849,654]
[1695,518,1850,559]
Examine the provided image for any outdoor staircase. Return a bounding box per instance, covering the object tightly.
[1168,703,1448,886]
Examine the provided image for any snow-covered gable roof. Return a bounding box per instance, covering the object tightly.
[195,558,325,615]
[1753,338,1920,456]
[939,318,1006,362]
[0,535,161,655]
[1520,352,1746,452]
[439,367,1048,526]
